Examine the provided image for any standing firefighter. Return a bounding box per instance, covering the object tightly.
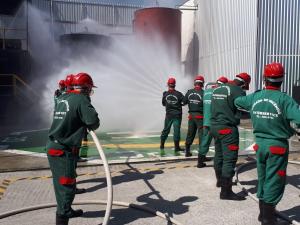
[46,73,100,225]
[210,72,251,200]
[160,77,184,156]
[235,62,300,225]
[182,75,205,157]
[54,80,66,100]
[197,76,228,168]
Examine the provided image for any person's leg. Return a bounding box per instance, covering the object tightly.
[160,116,173,156]
[185,118,197,157]
[47,150,82,220]
[173,117,184,154]
[260,138,289,225]
[218,126,245,200]
[210,126,223,178]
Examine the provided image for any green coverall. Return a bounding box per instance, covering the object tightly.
[199,87,214,156]
[160,89,184,143]
[235,88,300,205]
[47,92,99,218]
[182,87,204,149]
[210,83,245,178]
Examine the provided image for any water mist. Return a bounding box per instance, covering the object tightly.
[28,6,193,134]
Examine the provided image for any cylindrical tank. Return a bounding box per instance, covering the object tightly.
[133,7,181,62]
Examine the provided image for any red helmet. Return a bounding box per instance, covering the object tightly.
[236,73,251,90]
[194,75,204,83]
[58,80,65,88]
[65,74,75,87]
[167,77,176,85]
[217,76,228,84]
[264,62,284,82]
[73,73,96,89]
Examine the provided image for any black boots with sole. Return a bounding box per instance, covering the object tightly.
[220,177,245,201]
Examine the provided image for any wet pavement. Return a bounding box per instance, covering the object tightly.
[0,158,299,225]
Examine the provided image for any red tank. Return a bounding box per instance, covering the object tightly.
[133,7,181,62]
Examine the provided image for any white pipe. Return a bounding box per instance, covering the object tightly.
[89,130,113,225]
[0,130,184,225]
[235,159,300,225]
[0,200,183,225]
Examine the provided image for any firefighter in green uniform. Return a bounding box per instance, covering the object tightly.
[235,62,300,225]
[197,76,228,169]
[55,80,66,99]
[210,72,251,200]
[182,75,205,157]
[160,77,184,156]
[47,73,100,225]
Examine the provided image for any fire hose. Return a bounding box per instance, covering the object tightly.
[0,130,183,225]
[235,158,300,225]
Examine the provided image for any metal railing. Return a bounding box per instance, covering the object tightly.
[0,74,39,100]
[0,27,27,50]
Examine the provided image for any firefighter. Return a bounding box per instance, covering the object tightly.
[160,77,184,156]
[46,72,100,225]
[182,75,205,157]
[55,80,66,98]
[197,76,228,169]
[210,72,251,200]
[235,62,300,225]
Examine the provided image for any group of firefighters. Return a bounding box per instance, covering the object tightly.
[160,62,300,225]
[46,62,300,225]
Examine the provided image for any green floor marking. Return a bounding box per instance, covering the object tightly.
[0,128,254,161]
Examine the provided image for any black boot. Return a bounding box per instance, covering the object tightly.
[215,170,222,187]
[174,141,184,152]
[185,145,192,157]
[160,140,165,150]
[203,156,212,162]
[56,215,69,225]
[197,154,206,168]
[258,200,263,222]
[261,202,290,225]
[68,209,83,218]
[220,177,245,201]
[160,140,166,156]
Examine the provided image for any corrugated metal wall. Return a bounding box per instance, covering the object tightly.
[30,0,141,35]
[256,0,300,95]
[194,0,257,91]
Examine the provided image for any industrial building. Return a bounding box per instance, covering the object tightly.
[0,0,300,127]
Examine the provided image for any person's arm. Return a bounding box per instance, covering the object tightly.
[162,92,167,106]
[234,93,253,112]
[182,91,189,106]
[79,97,100,131]
[283,96,300,124]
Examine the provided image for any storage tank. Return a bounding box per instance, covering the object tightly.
[133,7,181,62]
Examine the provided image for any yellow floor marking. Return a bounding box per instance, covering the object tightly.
[82,141,189,149]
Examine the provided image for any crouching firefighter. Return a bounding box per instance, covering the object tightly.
[235,62,300,225]
[160,77,185,156]
[46,72,100,225]
[182,75,205,157]
[210,72,251,200]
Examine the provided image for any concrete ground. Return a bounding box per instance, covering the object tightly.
[0,158,299,225]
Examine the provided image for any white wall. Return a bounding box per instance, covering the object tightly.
[194,0,257,91]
